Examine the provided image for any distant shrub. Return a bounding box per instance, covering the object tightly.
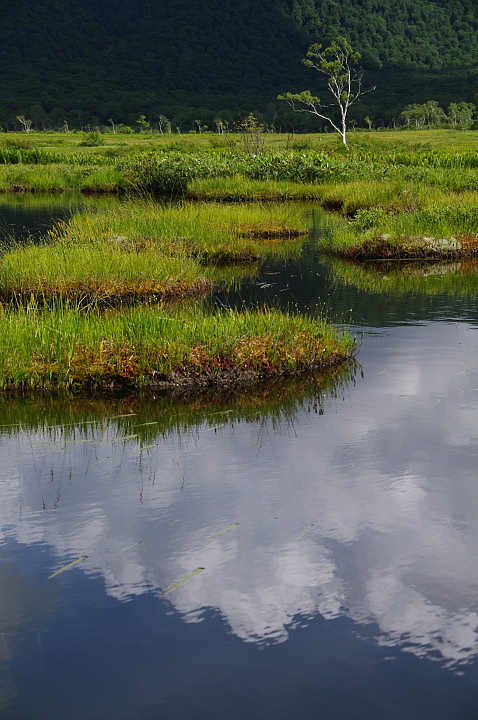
[119,151,202,194]
[79,131,105,147]
[2,138,34,150]
[118,147,372,193]
[117,125,134,134]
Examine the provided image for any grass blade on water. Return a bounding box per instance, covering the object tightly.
[161,567,205,596]
[48,556,88,579]
[205,523,240,545]
[295,523,315,540]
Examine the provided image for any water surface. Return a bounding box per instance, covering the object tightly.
[0,193,108,243]
[1,197,477,719]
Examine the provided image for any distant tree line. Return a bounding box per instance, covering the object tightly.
[7,99,476,137]
[399,100,475,128]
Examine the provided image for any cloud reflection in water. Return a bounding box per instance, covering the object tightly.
[1,322,478,669]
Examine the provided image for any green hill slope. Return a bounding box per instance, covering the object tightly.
[1,0,477,130]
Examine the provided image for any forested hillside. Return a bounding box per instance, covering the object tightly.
[1,0,477,130]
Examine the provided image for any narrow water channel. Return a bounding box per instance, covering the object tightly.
[1,198,477,719]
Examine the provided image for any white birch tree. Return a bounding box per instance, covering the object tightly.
[279,37,374,146]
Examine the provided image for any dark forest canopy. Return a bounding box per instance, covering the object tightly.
[1,0,477,131]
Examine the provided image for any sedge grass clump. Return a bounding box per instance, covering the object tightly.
[47,199,311,263]
[0,199,311,301]
[187,176,325,201]
[0,304,354,392]
[189,202,309,261]
[0,242,211,303]
[187,165,476,212]
[321,198,478,259]
[0,163,120,193]
[316,178,442,215]
[382,148,478,170]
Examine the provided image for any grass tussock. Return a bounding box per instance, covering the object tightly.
[324,232,478,260]
[0,199,310,301]
[45,200,310,263]
[0,304,354,393]
[0,243,211,303]
[187,177,325,201]
[0,192,353,394]
[320,199,478,259]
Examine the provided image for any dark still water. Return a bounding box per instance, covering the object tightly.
[1,199,478,719]
[0,194,111,243]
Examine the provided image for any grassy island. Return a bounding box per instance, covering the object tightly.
[0,304,354,393]
[0,200,309,304]
[319,199,478,260]
[0,187,353,394]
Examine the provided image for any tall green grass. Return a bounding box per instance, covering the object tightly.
[0,199,312,302]
[46,200,310,263]
[187,176,325,200]
[1,132,478,200]
[0,163,121,192]
[0,303,354,391]
[0,242,210,302]
[2,128,477,155]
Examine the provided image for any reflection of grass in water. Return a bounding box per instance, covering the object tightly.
[161,567,205,596]
[328,256,478,296]
[0,362,357,441]
[206,261,259,290]
[0,191,116,213]
[48,556,88,579]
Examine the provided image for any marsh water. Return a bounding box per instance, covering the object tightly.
[1,196,478,719]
